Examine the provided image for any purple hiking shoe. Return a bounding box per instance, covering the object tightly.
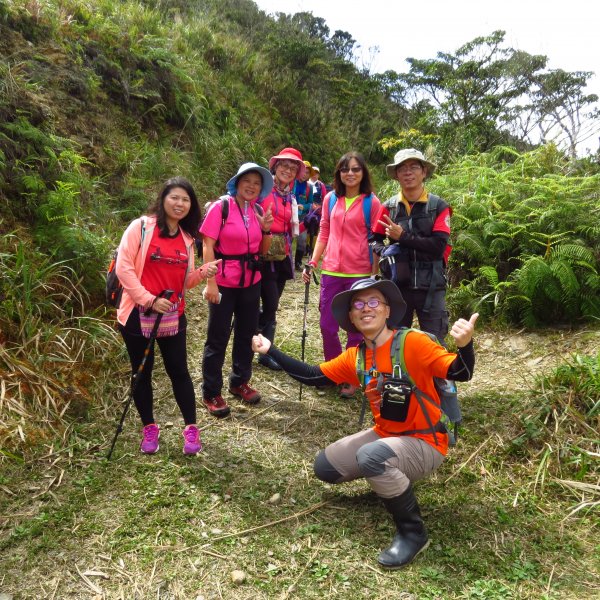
[140,424,160,454]
[182,425,202,455]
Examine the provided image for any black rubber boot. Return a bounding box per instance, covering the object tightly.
[377,486,429,569]
[257,322,282,371]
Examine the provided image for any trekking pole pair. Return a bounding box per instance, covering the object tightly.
[106,289,174,460]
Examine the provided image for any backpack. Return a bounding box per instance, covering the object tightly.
[196,196,231,256]
[105,219,146,308]
[355,327,461,446]
[312,180,324,203]
[328,192,374,263]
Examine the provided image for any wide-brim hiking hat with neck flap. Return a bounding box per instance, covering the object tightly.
[386,148,437,179]
[331,277,407,334]
[226,162,274,200]
[268,147,306,179]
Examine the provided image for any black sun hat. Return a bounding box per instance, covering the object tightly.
[331,278,407,334]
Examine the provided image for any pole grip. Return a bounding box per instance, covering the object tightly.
[144,288,174,316]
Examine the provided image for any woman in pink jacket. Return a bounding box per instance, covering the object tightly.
[303,152,381,398]
[116,177,220,455]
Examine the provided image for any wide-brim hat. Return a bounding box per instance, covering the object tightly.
[303,160,315,177]
[331,278,407,334]
[268,147,306,179]
[386,148,437,179]
[226,162,274,200]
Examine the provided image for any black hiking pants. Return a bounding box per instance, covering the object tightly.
[120,311,196,426]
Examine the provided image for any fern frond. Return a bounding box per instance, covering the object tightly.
[550,244,596,269]
[455,232,488,262]
[513,256,552,297]
[478,265,499,288]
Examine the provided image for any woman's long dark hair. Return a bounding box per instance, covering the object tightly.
[148,177,201,239]
[333,152,373,197]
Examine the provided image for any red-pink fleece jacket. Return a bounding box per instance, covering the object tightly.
[317,192,381,274]
[115,215,205,326]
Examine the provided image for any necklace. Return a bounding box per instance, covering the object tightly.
[243,200,249,229]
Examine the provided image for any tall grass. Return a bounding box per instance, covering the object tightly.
[0,233,121,458]
[511,351,600,505]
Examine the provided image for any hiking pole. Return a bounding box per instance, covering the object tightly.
[298,265,312,403]
[106,289,174,460]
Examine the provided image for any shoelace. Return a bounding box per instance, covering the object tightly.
[144,426,159,441]
[184,427,198,442]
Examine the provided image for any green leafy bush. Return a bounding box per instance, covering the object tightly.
[432,146,600,326]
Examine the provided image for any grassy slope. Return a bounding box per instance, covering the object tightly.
[1,279,598,599]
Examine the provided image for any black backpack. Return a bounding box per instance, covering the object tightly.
[105,219,146,308]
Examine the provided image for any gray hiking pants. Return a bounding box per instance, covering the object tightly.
[313,429,445,499]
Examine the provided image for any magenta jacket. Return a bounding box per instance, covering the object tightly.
[115,215,206,326]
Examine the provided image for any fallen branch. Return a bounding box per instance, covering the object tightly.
[75,564,102,594]
[267,381,291,397]
[175,500,331,553]
[199,398,285,433]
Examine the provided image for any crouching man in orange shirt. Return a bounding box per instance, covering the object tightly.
[252,277,478,569]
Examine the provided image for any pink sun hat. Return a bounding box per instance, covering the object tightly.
[268,147,306,179]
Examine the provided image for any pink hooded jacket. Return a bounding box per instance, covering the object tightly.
[115,215,205,326]
[318,192,381,274]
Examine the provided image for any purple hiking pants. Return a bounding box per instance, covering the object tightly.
[319,274,369,361]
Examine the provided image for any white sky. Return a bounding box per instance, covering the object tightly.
[253,0,600,153]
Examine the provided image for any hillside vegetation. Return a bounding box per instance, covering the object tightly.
[0,1,599,598]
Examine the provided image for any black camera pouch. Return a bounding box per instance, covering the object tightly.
[380,376,412,422]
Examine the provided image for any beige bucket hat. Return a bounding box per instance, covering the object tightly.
[386,148,437,178]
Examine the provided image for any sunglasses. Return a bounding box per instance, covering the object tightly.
[340,166,363,174]
[351,299,387,310]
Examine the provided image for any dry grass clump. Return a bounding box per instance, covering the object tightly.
[0,234,120,458]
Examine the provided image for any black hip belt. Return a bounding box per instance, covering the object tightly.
[215,251,261,287]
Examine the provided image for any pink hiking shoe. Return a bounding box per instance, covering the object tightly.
[182,424,202,455]
[140,424,160,454]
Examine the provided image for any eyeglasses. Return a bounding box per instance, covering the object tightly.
[277,161,299,173]
[396,164,422,174]
[340,166,363,174]
[351,299,388,310]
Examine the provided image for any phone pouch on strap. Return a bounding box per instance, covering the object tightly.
[380,377,412,422]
